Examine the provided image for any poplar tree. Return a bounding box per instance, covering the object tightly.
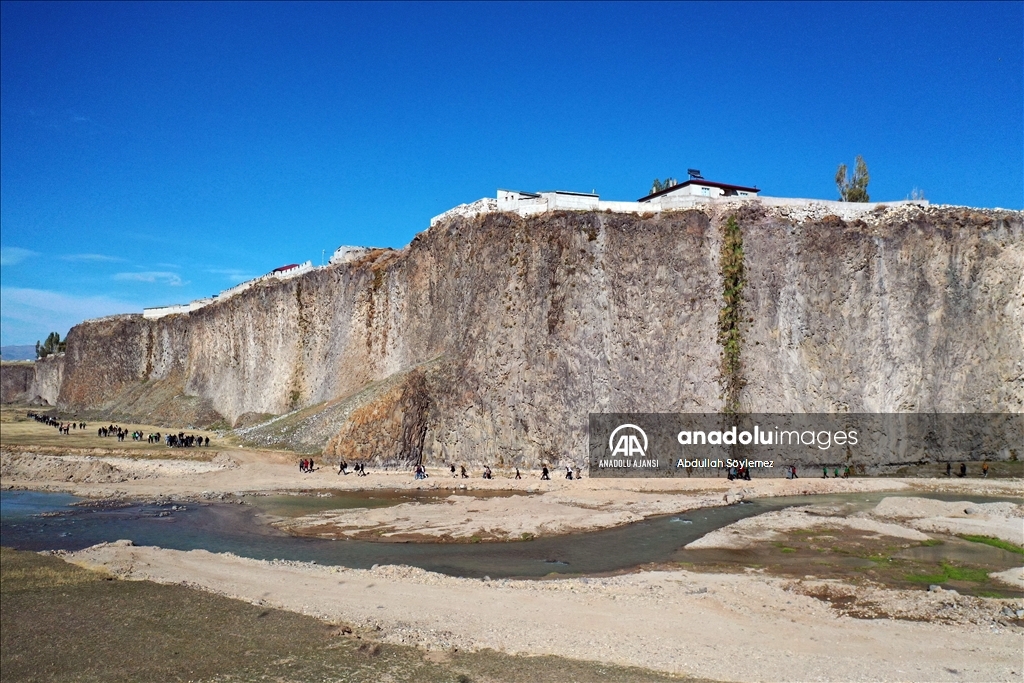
[835,156,870,202]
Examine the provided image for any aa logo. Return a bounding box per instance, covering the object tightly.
[609,424,648,458]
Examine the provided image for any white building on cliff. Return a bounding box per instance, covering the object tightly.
[430,170,763,226]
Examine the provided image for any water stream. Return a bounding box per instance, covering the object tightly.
[2,489,1020,582]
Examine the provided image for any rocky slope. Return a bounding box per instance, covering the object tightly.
[19,203,1024,467]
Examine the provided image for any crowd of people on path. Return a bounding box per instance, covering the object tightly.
[27,411,84,434]
[25,411,209,448]
[295,461,586,480]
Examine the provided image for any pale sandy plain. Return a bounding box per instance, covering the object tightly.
[4,442,1024,682]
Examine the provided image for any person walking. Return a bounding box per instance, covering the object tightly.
[982,461,990,477]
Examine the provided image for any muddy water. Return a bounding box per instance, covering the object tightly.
[1,489,1020,590]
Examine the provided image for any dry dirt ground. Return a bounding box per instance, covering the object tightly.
[64,539,1023,683]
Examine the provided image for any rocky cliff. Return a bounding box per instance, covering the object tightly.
[33,203,1024,467]
[1,355,63,406]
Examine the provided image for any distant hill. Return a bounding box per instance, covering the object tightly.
[0,345,36,361]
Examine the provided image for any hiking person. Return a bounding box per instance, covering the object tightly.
[460,465,468,479]
[822,467,828,478]
[515,468,521,480]
[982,461,990,477]
[946,462,952,477]
[565,465,573,480]
[450,463,456,477]
[959,462,967,477]
[541,466,550,480]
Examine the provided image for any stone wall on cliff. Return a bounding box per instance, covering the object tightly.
[51,204,1023,467]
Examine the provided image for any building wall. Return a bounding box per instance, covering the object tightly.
[143,262,313,320]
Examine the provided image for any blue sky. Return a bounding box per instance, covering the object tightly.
[1,1,1021,346]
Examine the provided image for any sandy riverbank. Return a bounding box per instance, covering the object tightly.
[687,498,1024,550]
[64,540,1023,683]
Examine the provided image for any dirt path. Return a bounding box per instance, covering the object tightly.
[66,541,1023,683]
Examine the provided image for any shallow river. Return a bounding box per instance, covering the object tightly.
[1,489,1019,580]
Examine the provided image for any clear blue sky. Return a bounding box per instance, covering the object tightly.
[1,1,1021,346]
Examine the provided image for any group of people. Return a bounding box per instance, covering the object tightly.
[28,412,84,434]
[97,425,127,440]
[337,460,368,476]
[166,433,208,448]
[26,412,208,448]
[727,465,752,481]
[947,461,989,477]
[439,463,572,480]
[299,458,317,473]
[822,466,853,478]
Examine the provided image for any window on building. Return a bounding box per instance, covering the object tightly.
[701,186,711,196]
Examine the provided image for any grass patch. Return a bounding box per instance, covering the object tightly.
[958,535,1024,556]
[919,539,944,547]
[905,561,991,584]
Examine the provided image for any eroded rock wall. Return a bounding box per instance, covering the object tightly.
[54,205,1023,466]
[0,356,63,405]
[0,363,34,404]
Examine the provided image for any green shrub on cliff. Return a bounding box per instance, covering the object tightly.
[35,332,65,358]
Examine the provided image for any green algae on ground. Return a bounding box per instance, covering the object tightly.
[958,535,1024,556]
[672,528,1023,599]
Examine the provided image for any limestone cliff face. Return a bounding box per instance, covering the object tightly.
[50,204,1023,466]
[1,363,34,403]
[1,356,62,405]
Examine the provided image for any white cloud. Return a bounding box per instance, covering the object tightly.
[0,247,38,266]
[113,271,186,286]
[207,267,257,283]
[0,287,139,346]
[60,253,124,263]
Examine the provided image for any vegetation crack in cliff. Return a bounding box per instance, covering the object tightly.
[718,215,746,413]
